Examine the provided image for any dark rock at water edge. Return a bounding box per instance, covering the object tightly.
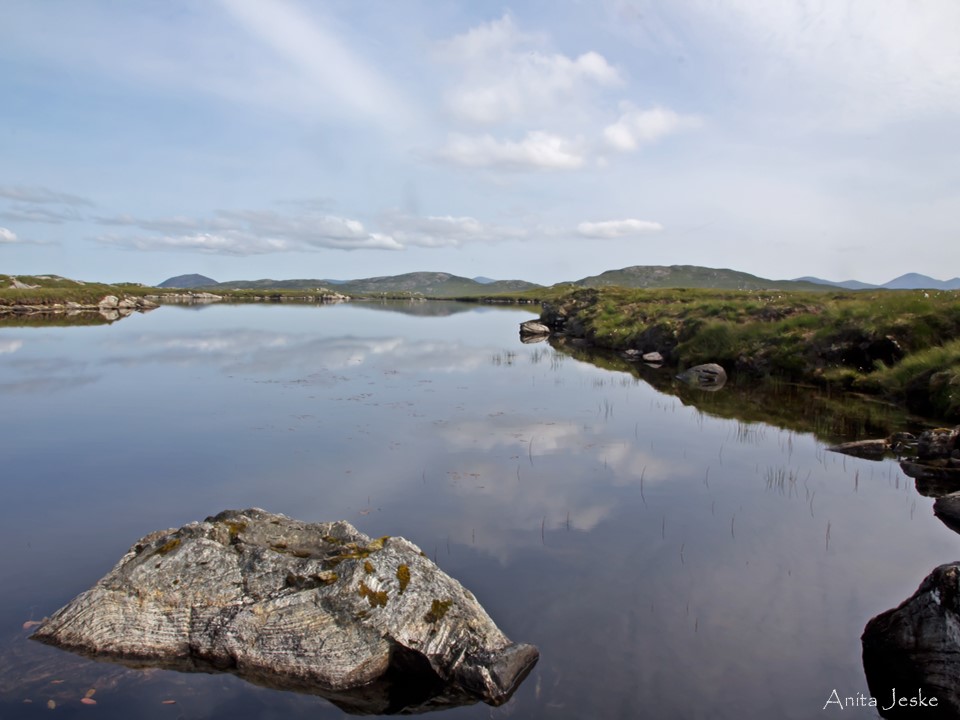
[32,509,538,715]
[933,493,960,535]
[862,563,960,718]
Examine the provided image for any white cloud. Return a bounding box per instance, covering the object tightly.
[440,131,585,170]
[577,219,663,238]
[379,213,527,248]
[0,227,18,243]
[604,105,701,152]
[441,14,621,125]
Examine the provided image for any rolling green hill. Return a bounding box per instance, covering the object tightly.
[570,265,831,291]
[187,272,542,297]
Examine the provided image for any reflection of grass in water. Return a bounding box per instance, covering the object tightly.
[553,340,930,444]
[765,466,800,496]
[0,312,114,328]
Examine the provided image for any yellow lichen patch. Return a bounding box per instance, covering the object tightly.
[366,536,390,551]
[317,570,338,585]
[424,599,452,623]
[358,581,388,608]
[396,564,410,594]
[363,560,374,574]
[326,537,391,567]
[156,537,181,556]
[224,520,247,541]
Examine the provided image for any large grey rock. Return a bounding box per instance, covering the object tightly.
[32,509,538,714]
[862,562,960,717]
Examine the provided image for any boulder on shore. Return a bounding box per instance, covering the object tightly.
[676,363,727,391]
[32,509,538,714]
[519,320,550,338]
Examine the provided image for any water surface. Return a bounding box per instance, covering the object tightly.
[1,302,956,718]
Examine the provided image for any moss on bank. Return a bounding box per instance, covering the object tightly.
[539,287,960,420]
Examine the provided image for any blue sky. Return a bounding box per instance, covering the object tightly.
[1,0,958,285]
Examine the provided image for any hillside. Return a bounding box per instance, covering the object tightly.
[883,273,960,291]
[157,274,218,288]
[797,273,960,291]
[571,265,829,291]
[159,272,543,297]
[794,276,878,290]
[337,272,541,297]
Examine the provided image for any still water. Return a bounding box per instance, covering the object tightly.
[1,301,957,719]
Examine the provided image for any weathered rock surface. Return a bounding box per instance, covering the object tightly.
[32,509,538,714]
[642,351,663,364]
[862,562,960,717]
[676,363,727,390]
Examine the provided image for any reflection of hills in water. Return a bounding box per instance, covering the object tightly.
[549,338,934,447]
[0,311,119,328]
[352,299,537,318]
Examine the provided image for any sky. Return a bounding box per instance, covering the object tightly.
[1,0,958,286]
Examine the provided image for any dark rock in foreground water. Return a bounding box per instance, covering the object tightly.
[32,509,538,714]
[862,562,960,718]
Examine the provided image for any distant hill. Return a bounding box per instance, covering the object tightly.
[882,273,960,290]
[794,276,879,290]
[337,272,541,297]
[158,272,541,297]
[794,273,960,290]
[571,265,829,291]
[157,274,218,288]
[157,267,960,296]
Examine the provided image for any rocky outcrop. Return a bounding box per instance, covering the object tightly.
[143,291,223,303]
[862,563,960,717]
[32,509,537,714]
[900,428,960,491]
[676,363,727,390]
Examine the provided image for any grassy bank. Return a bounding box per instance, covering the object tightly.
[537,287,960,420]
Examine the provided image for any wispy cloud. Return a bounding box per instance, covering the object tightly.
[0,227,19,243]
[577,219,663,238]
[94,207,402,255]
[0,185,93,206]
[1,205,85,224]
[217,0,415,127]
[439,131,585,170]
[378,212,527,248]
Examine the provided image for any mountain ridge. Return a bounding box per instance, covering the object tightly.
[156,267,960,295]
